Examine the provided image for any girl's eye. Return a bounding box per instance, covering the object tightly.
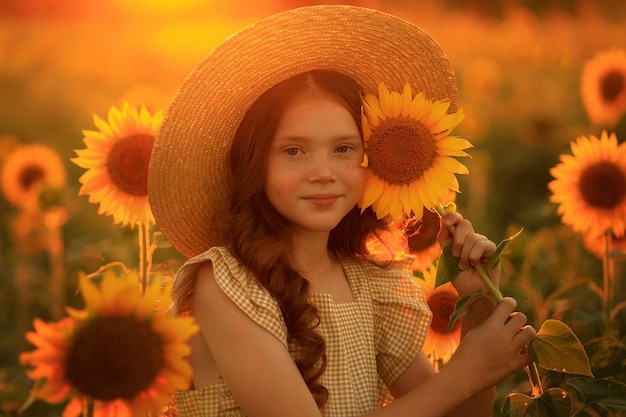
[335,145,353,153]
[284,148,301,156]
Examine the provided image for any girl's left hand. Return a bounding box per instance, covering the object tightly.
[437,211,500,300]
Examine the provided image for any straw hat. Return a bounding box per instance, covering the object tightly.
[148,4,457,258]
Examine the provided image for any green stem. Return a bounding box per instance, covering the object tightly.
[524,362,544,397]
[602,231,613,331]
[138,221,152,294]
[435,205,503,303]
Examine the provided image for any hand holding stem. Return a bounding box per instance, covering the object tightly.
[435,205,503,303]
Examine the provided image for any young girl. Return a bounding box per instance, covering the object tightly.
[148,6,535,417]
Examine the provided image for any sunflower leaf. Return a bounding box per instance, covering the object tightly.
[448,288,485,333]
[487,227,524,269]
[567,377,626,412]
[435,244,461,288]
[528,319,594,377]
[501,388,573,417]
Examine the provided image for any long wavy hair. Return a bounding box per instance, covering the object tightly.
[214,70,388,408]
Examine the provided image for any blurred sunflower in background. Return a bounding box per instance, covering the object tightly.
[359,82,471,222]
[414,263,461,367]
[548,131,626,238]
[403,210,444,272]
[581,48,626,128]
[72,103,162,228]
[1,143,67,211]
[402,192,456,272]
[19,271,198,417]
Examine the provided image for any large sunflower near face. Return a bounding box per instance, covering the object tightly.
[72,103,162,227]
[1,143,66,210]
[548,131,626,238]
[415,263,461,366]
[581,48,626,128]
[20,271,198,417]
[359,82,472,222]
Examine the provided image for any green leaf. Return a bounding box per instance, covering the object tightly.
[528,319,593,377]
[435,244,461,288]
[18,395,37,415]
[447,288,484,333]
[568,377,626,412]
[487,227,524,269]
[18,378,47,414]
[502,388,572,417]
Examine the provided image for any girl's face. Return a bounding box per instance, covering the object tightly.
[265,89,365,237]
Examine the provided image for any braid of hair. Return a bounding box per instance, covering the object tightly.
[221,196,329,408]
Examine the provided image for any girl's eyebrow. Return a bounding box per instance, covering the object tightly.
[272,134,362,143]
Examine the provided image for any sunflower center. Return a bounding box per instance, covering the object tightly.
[579,161,626,209]
[65,316,164,401]
[601,70,625,102]
[406,210,441,252]
[427,290,459,335]
[19,165,44,190]
[367,118,436,185]
[106,134,154,196]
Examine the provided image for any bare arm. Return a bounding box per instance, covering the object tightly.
[192,262,322,417]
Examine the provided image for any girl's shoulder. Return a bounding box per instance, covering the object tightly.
[173,246,287,343]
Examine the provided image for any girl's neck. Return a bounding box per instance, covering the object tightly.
[290,232,352,301]
[290,232,333,274]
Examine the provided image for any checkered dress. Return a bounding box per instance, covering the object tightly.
[170,247,432,416]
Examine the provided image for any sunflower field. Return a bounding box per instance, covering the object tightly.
[1,0,626,416]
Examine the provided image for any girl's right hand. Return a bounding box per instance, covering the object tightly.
[441,297,536,394]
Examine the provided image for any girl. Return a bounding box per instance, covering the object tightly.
[148,6,535,417]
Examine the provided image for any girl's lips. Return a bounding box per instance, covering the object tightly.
[304,194,339,207]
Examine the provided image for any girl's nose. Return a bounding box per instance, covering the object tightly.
[308,155,336,183]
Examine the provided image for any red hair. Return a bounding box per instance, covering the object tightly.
[214,70,387,408]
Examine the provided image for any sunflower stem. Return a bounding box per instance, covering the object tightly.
[435,205,503,303]
[524,362,544,397]
[44,209,67,319]
[138,221,152,294]
[602,230,613,332]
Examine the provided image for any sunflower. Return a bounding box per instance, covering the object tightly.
[415,263,461,366]
[402,192,456,272]
[548,131,626,238]
[72,103,163,228]
[1,143,66,210]
[581,48,626,128]
[20,271,198,417]
[359,82,472,222]
[402,210,444,272]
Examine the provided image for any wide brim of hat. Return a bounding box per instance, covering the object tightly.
[148,4,457,259]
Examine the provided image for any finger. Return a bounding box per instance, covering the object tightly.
[452,219,474,258]
[459,234,492,269]
[516,348,535,367]
[515,325,536,346]
[438,212,462,247]
[490,297,517,323]
[441,211,463,230]
[504,311,528,332]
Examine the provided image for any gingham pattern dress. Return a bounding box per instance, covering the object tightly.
[171,246,432,416]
